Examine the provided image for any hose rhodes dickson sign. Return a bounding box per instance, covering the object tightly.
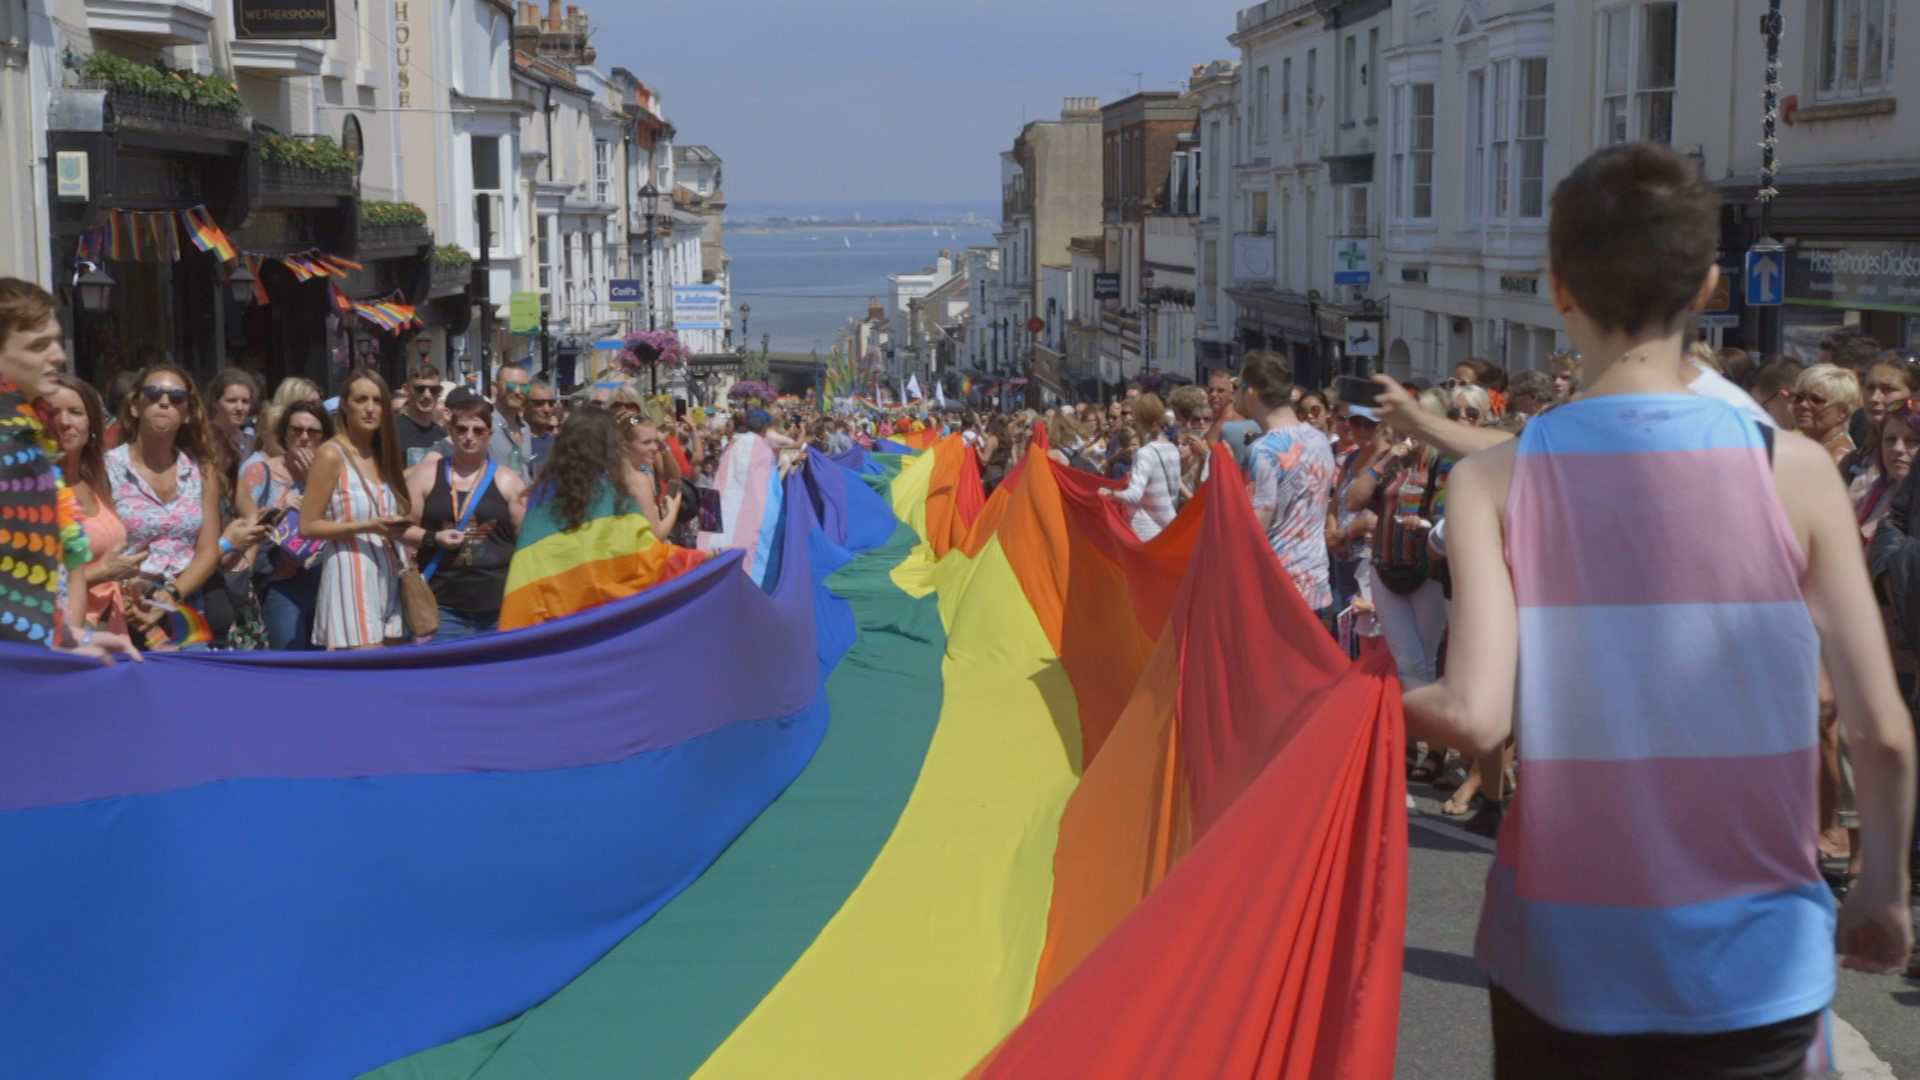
[234,0,336,39]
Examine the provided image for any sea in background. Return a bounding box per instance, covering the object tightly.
[727,225,997,353]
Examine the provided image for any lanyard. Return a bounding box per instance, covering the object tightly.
[423,460,496,582]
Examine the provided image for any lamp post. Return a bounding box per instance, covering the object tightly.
[639,182,660,332]
[1140,267,1157,376]
[538,292,552,380]
[1756,0,1784,357]
[739,303,750,351]
[224,263,257,307]
[1306,288,1323,387]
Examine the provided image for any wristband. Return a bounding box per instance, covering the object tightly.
[218,537,235,555]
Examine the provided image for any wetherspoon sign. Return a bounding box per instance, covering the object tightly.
[233,0,336,39]
[1785,240,1920,315]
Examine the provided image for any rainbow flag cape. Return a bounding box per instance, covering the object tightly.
[0,433,1407,1079]
[500,477,707,630]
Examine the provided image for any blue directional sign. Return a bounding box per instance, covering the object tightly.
[608,278,641,308]
[1745,249,1785,307]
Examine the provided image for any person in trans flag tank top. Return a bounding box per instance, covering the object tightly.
[1385,143,1915,1078]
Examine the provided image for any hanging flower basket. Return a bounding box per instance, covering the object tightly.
[616,329,689,376]
[728,379,775,406]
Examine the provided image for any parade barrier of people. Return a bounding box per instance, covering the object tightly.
[0,430,1405,1079]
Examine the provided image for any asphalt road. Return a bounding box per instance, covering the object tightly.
[1395,789,1920,1079]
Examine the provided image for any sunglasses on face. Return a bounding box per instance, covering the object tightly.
[1447,407,1482,422]
[452,423,491,437]
[287,424,324,439]
[1302,405,1326,418]
[411,384,442,397]
[502,381,530,394]
[1791,391,1832,409]
[528,397,557,407]
[140,385,190,407]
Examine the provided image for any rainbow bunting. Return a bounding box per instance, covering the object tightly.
[182,206,237,261]
[0,433,1407,1079]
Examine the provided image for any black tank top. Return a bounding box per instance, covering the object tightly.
[419,462,517,615]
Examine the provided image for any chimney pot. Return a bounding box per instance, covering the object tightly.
[547,0,562,31]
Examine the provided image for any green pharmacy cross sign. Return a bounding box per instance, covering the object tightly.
[1333,239,1371,286]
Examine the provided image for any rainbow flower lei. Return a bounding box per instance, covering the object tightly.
[2,381,92,571]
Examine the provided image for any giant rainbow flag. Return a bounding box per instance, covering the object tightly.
[0,432,1407,1079]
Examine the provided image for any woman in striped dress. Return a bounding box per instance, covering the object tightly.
[299,371,419,649]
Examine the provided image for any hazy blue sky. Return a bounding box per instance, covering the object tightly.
[589,1,1240,207]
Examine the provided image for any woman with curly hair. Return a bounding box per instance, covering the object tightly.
[107,363,267,647]
[499,407,708,629]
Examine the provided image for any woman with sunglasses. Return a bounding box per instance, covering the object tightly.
[105,364,268,647]
[46,375,144,637]
[1792,363,1863,466]
[405,388,525,641]
[300,371,417,650]
[1296,390,1333,439]
[233,402,333,649]
[394,363,447,468]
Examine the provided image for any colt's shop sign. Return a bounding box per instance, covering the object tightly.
[233,0,336,39]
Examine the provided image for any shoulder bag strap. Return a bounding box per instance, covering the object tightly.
[422,461,496,582]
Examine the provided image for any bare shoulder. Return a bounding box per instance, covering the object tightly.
[1449,439,1519,504]
[494,466,527,495]
[309,440,347,468]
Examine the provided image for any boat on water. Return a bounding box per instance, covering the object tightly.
[844,236,852,248]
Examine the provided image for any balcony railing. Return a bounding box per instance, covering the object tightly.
[81,79,246,137]
[360,222,432,249]
[261,162,355,197]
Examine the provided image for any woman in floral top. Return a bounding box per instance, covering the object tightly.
[105,364,264,647]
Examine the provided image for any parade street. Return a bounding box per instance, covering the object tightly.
[1399,789,1920,1080]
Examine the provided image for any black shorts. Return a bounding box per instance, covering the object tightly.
[1489,983,1820,1080]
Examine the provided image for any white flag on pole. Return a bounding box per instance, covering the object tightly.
[935,380,947,408]
[906,374,924,402]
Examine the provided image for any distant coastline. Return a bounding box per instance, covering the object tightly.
[729,223,987,236]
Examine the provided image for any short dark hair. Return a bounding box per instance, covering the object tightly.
[275,400,335,448]
[1549,143,1721,337]
[1509,370,1554,404]
[0,277,56,347]
[1717,347,1756,388]
[1831,334,1884,374]
[1751,356,1805,401]
[1240,350,1295,409]
[408,362,442,384]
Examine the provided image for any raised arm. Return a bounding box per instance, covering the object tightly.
[1400,445,1520,759]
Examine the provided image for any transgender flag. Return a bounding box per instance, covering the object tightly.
[699,431,784,584]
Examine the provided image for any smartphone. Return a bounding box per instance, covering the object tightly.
[255,507,286,529]
[1335,375,1378,408]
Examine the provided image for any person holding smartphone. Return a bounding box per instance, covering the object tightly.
[236,401,334,649]
[300,371,418,650]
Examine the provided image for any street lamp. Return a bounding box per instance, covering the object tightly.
[224,262,257,307]
[638,182,661,332]
[739,303,750,350]
[1140,268,1157,376]
[74,263,116,314]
